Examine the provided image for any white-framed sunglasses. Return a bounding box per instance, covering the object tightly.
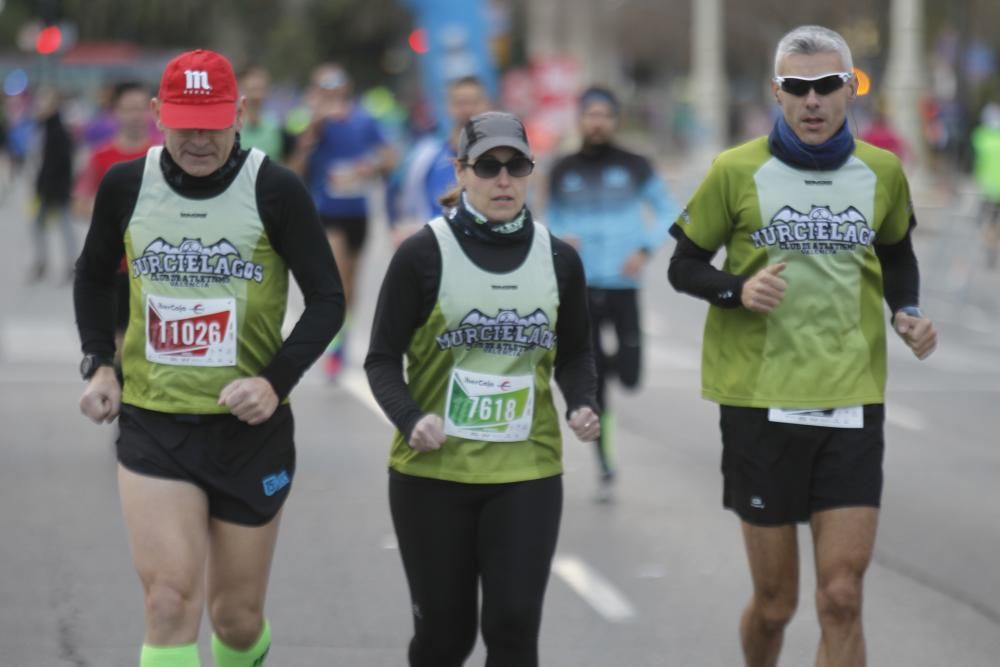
[774,72,853,96]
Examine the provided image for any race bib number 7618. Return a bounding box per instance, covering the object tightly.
[444,369,534,442]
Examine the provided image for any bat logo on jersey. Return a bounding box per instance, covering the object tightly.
[131,237,265,286]
[436,308,557,356]
[752,205,875,255]
[147,237,237,256]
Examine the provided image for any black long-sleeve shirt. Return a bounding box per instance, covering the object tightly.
[365,222,598,440]
[74,146,344,400]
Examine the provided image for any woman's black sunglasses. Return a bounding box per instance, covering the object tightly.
[774,72,852,97]
[466,156,535,179]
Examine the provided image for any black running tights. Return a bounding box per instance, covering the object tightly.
[388,471,562,667]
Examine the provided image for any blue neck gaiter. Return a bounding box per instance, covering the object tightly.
[768,116,855,171]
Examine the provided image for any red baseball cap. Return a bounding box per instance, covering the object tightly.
[158,49,238,130]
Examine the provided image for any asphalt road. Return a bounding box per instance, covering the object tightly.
[1,167,998,666]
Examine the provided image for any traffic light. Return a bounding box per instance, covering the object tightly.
[408,29,429,55]
[35,25,62,55]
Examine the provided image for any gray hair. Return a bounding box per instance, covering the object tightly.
[774,25,853,76]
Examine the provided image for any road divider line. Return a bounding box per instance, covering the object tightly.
[886,403,925,431]
[552,553,637,623]
[339,368,390,424]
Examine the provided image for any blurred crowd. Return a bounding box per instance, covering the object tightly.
[3,57,1000,288]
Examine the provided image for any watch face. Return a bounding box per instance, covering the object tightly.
[80,355,108,379]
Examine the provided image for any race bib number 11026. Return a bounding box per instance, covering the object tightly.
[145,295,237,367]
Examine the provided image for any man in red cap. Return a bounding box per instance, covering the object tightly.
[74,48,345,667]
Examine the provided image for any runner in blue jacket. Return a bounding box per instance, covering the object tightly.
[546,86,677,499]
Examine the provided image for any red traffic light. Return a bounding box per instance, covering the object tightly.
[36,25,63,54]
[408,29,428,55]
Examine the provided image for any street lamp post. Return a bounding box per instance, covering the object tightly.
[691,0,727,164]
[884,0,930,189]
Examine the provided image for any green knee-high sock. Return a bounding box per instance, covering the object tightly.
[140,642,200,667]
[596,411,616,479]
[211,620,271,667]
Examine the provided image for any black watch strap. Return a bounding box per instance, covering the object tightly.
[80,354,115,381]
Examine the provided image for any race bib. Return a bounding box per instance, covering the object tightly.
[444,369,534,442]
[768,406,863,429]
[325,160,367,197]
[145,295,237,367]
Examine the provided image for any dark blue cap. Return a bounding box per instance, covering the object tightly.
[579,86,620,115]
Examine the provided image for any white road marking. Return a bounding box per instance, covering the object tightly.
[885,403,926,432]
[552,553,637,623]
[339,368,390,424]
[374,543,642,620]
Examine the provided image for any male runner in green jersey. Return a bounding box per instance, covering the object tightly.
[668,26,936,667]
[75,49,344,667]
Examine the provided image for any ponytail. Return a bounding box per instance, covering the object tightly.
[439,184,463,209]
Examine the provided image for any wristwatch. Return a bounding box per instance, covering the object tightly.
[892,305,923,325]
[80,354,115,381]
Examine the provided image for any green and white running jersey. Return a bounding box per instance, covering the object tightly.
[677,137,912,407]
[121,147,288,413]
[390,217,562,483]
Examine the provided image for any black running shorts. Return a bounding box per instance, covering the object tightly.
[719,404,884,525]
[116,403,295,525]
[319,215,368,254]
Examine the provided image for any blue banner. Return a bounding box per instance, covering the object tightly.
[404,0,498,134]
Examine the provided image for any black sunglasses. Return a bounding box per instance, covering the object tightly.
[466,156,535,179]
[774,72,852,97]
